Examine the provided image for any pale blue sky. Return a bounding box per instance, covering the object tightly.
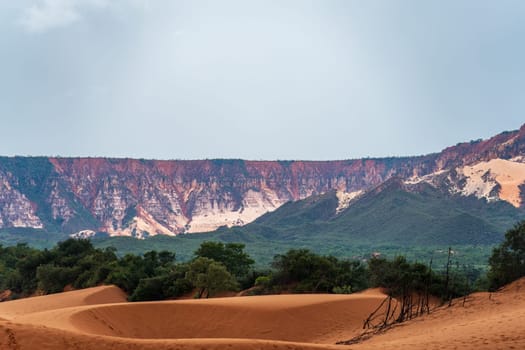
[1,0,524,160]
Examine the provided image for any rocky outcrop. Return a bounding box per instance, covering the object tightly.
[0,124,524,238]
[0,172,43,229]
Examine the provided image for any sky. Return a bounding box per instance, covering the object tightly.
[0,0,524,160]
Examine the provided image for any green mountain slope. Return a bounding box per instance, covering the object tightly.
[89,178,524,267]
[243,178,523,246]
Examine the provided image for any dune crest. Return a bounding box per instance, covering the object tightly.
[2,281,525,349]
[66,293,386,343]
[0,285,127,320]
[0,285,387,349]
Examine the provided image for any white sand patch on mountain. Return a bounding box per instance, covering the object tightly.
[460,159,525,207]
[104,206,178,238]
[336,190,364,213]
[405,170,447,185]
[187,189,285,233]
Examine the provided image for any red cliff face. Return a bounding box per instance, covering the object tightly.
[0,125,524,237]
[48,157,410,235]
[434,125,525,170]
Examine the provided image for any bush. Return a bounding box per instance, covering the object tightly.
[333,285,352,294]
[36,264,78,293]
[129,276,166,301]
[270,249,368,293]
[488,221,525,290]
[194,241,254,279]
[186,257,238,298]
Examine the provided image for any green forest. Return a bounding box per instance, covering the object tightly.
[1,221,525,303]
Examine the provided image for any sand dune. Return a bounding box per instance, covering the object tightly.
[0,285,126,319]
[1,282,525,350]
[66,293,386,343]
[0,286,386,349]
[353,278,525,350]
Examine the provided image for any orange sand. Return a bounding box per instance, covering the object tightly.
[354,278,525,350]
[1,282,525,349]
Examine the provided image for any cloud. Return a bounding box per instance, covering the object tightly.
[18,0,109,33]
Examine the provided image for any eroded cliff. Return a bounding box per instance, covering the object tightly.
[0,124,524,238]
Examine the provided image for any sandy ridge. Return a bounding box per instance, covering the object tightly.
[0,286,387,349]
[2,282,525,349]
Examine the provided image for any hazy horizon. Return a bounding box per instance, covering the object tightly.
[1,120,523,162]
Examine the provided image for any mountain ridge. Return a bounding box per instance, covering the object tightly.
[0,124,524,239]
[240,176,523,246]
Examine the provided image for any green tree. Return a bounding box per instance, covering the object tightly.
[54,238,95,267]
[31,239,120,294]
[186,257,238,298]
[0,244,50,295]
[73,247,118,289]
[129,276,166,301]
[106,254,150,293]
[36,264,78,293]
[129,264,193,302]
[14,246,53,294]
[194,241,254,279]
[488,221,525,290]
[271,249,367,293]
[106,249,176,296]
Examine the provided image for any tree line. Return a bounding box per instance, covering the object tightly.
[1,220,525,302]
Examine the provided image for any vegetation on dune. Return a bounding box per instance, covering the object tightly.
[0,240,492,303]
[261,249,368,294]
[194,241,254,280]
[2,220,525,302]
[488,220,525,290]
[186,257,238,298]
[0,239,252,301]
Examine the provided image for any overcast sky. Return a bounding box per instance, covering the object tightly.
[1,1,524,160]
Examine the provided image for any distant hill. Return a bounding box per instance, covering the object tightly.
[0,124,525,251]
[241,177,523,247]
[89,177,522,266]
